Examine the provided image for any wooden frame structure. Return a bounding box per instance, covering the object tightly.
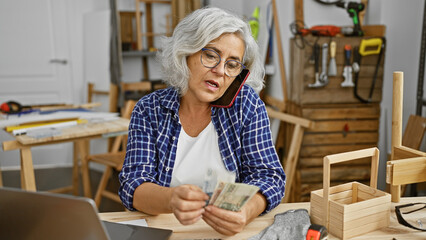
[87,100,137,207]
[387,71,426,202]
[266,106,312,202]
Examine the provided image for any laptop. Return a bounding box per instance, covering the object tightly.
[0,187,172,240]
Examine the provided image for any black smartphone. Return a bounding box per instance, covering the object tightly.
[211,69,250,108]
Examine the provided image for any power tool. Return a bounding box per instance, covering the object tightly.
[336,1,365,36]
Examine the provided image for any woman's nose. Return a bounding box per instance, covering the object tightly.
[211,61,225,76]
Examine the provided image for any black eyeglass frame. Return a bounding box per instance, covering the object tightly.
[395,202,426,231]
[200,48,246,77]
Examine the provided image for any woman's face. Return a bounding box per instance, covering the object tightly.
[184,33,245,106]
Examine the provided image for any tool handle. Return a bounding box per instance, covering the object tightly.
[314,44,320,73]
[359,38,383,56]
[330,41,336,58]
[321,43,328,71]
[344,44,351,66]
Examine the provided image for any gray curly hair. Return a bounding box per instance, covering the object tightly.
[157,7,265,95]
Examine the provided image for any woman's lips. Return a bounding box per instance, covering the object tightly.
[205,80,219,91]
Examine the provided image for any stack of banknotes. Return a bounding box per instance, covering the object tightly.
[207,181,260,212]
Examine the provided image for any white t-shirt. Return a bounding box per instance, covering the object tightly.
[170,121,235,190]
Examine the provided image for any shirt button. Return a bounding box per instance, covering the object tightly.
[166,167,170,171]
[172,136,176,140]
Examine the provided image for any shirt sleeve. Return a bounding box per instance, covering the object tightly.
[239,95,286,214]
[118,101,160,211]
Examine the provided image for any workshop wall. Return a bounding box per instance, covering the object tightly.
[1,1,425,193]
[213,0,426,191]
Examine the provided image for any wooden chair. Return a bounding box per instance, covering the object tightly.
[266,106,313,202]
[87,83,119,113]
[87,100,137,207]
[387,72,426,202]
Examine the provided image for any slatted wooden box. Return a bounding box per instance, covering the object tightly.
[286,102,380,201]
[310,148,391,239]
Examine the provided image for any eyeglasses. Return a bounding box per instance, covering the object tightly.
[200,48,246,77]
[395,202,426,231]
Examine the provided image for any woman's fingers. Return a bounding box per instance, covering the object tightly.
[174,208,205,225]
[175,185,209,201]
[202,205,246,235]
[170,185,209,225]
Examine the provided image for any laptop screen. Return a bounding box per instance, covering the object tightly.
[0,187,172,240]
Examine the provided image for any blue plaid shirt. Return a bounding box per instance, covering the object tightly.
[119,85,286,214]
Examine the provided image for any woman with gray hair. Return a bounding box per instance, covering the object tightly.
[119,7,285,236]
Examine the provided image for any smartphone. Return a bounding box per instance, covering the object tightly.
[211,69,250,108]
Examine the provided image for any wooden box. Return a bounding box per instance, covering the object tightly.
[310,148,391,239]
[287,102,380,201]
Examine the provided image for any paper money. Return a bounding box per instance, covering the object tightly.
[209,182,259,212]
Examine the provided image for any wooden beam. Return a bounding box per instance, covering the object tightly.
[271,0,288,107]
[390,71,403,202]
[387,157,426,185]
[266,106,312,128]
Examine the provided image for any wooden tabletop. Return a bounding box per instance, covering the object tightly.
[100,197,426,240]
[2,118,130,150]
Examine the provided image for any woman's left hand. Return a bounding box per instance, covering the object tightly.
[201,205,248,236]
[201,193,267,236]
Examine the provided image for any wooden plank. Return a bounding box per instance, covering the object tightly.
[302,106,380,120]
[300,89,382,104]
[300,144,376,158]
[391,71,403,202]
[300,156,371,168]
[20,147,36,191]
[363,24,386,37]
[393,145,426,160]
[15,118,129,145]
[303,132,378,145]
[387,157,426,185]
[343,213,389,239]
[271,0,288,106]
[266,107,312,128]
[307,119,379,133]
[301,166,371,183]
[402,114,426,149]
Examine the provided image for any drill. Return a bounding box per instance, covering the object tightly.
[336,1,365,36]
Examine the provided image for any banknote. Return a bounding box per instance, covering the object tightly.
[210,182,260,211]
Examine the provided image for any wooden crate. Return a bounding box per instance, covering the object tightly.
[287,102,380,201]
[310,148,391,239]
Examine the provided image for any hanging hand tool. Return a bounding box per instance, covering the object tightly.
[309,43,320,88]
[328,41,337,76]
[319,43,329,84]
[248,6,260,41]
[353,37,385,103]
[341,44,354,87]
[309,43,329,88]
[336,1,365,36]
[297,25,341,37]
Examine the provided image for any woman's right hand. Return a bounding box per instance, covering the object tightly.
[169,184,209,225]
